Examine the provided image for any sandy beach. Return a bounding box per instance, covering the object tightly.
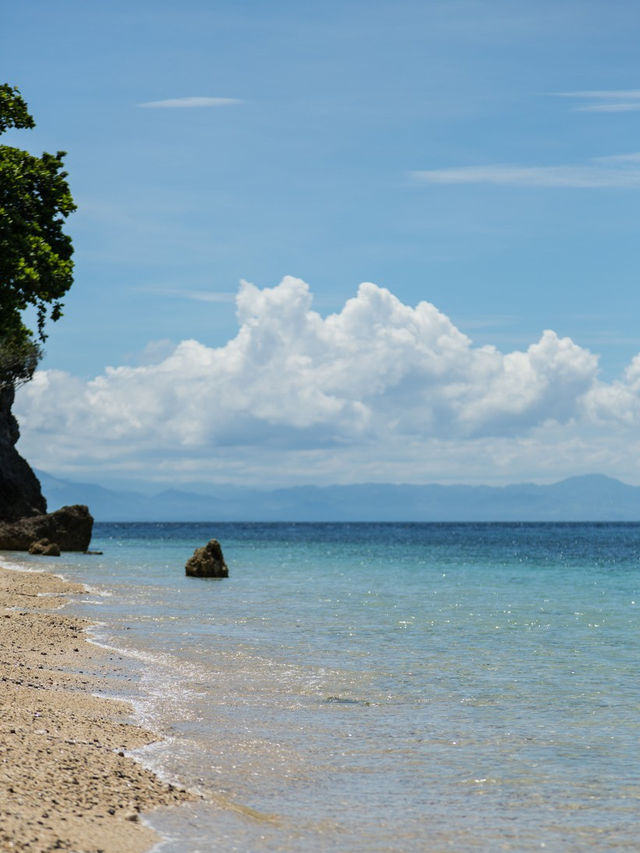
[0,563,194,853]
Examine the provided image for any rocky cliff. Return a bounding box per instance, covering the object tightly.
[0,387,47,520]
[0,387,93,551]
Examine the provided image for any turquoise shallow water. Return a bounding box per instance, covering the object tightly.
[10,522,640,851]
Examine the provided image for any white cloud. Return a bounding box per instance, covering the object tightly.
[596,152,640,163]
[576,103,640,113]
[412,157,640,188]
[554,90,640,100]
[553,90,640,113]
[14,277,640,486]
[138,97,241,108]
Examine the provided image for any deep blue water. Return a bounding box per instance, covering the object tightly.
[7,522,640,851]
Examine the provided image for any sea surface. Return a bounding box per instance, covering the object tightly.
[7,522,640,851]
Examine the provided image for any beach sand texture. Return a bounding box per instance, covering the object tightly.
[0,565,193,853]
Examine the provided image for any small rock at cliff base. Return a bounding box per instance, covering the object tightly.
[185,539,229,578]
[28,538,61,556]
[0,505,94,552]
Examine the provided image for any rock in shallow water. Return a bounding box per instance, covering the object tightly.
[185,539,229,578]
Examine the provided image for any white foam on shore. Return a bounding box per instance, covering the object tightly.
[85,626,209,739]
[87,626,213,685]
[83,584,113,597]
[130,737,183,786]
[0,554,45,573]
[85,627,213,845]
[0,554,72,584]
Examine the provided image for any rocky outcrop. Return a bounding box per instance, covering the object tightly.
[0,388,94,552]
[0,505,93,552]
[0,387,47,520]
[185,539,229,578]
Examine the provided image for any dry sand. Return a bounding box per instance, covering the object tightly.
[0,564,195,853]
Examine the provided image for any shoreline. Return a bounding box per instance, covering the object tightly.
[0,561,194,853]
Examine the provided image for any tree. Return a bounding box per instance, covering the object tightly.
[0,84,76,388]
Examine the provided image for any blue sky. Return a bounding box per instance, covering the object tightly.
[5,0,640,488]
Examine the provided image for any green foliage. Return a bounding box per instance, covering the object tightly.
[0,333,42,390]
[0,84,76,387]
[0,85,35,134]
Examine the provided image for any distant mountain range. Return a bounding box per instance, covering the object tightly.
[35,471,640,522]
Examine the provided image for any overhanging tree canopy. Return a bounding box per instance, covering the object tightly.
[0,84,76,387]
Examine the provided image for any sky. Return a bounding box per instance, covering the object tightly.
[4,0,640,489]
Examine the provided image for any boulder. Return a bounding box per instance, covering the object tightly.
[0,504,94,552]
[28,538,61,557]
[185,539,229,578]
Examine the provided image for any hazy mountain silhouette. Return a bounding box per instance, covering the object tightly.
[36,471,640,522]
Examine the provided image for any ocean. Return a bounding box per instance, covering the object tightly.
[9,522,640,851]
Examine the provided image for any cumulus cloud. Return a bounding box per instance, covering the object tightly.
[14,277,640,485]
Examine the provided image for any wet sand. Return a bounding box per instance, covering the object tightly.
[0,564,194,853]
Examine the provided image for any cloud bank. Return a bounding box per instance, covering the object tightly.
[15,278,640,486]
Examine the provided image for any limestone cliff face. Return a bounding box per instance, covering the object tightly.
[0,387,47,520]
